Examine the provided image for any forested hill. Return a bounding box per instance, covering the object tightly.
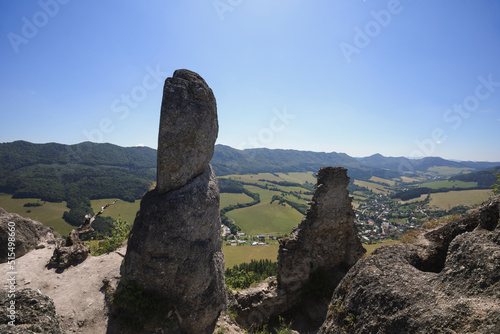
[211,144,399,180]
[357,153,500,172]
[0,141,156,202]
[1,141,499,203]
[450,166,500,188]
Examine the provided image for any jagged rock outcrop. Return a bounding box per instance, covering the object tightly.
[319,195,500,334]
[232,167,365,331]
[48,200,118,270]
[156,69,218,194]
[0,288,65,334]
[0,208,56,263]
[122,69,225,333]
[278,167,365,294]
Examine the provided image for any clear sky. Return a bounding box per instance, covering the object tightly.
[1,0,499,161]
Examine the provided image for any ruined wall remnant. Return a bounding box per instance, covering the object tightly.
[123,69,226,333]
[233,167,366,330]
[277,166,366,294]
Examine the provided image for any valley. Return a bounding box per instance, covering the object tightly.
[1,141,498,269]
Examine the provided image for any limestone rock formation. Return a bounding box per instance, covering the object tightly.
[232,167,365,331]
[48,200,117,270]
[319,195,500,334]
[157,69,218,194]
[123,69,225,333]
[0,288,65,334]
[277,167,365,294]
[0,208,56,263]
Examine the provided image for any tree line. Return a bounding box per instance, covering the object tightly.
[225,259,277,289]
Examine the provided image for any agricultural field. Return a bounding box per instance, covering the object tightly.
[400,176,424,183]
[90,198,140,225]
[276,171,317,184]
[220,193,254,208]
[354,180,391,195]
[0,193,73,236]
[428,189,493,210]
[369,176,396,187]
[225,185,304,235]
[420,180,477,189]
[223,243,280,269]
[427,166,474,176]
[220,172,313,236]
[223,173,282,183]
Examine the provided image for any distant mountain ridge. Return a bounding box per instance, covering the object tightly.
[356,153,500,173]
[1,141,499,203]
[211,145,400,180]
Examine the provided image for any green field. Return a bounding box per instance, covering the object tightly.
[220,193,254,208]
[223,173,282,183]
[427,166,474,176]
[222,171,316,186]
[90,198,140,225]
[420,180,477,189]
[369,176,396,187]
[401,176,424,183]
[226,185,303,235]
[354,180,391,194]
[0,193,73,236]
[363,239,400,256]
[223,239,401,269]
[276,171,317,184]
[429,189,493,209]
[223,243,279,269]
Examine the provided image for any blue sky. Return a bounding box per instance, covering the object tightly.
[1,0,499,161]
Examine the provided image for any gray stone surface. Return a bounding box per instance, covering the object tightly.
[0,288,65,334]
[124,166,226,333]
[0,208,56,263]
[232,167,365,331]
[156,69,218,194]
[124,69,225,333]
[319,195,500,334]
[277,167,365,294]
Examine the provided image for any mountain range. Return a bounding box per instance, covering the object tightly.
[1,140,499,202]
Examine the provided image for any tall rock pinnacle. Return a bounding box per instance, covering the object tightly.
[123,69,225,333]
[277,167,366,294]
[156,69,218,194]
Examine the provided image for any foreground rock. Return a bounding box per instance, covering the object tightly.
[319,195,500,334]
[0,288,65,334]
[122,69,225,333]
[48,201,118,270]
[0,241,125,334]
[232,167,365,331]
[156,69,218,194]
[0,207,56,263]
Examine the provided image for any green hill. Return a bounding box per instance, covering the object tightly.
[0,141,156,202]
[211,144,399,180]
[358,154,500,173]
[450,166,500,188]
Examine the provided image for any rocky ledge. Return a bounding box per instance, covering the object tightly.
[319,195,500,334]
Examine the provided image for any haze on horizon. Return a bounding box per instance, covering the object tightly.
[1,0,499,162]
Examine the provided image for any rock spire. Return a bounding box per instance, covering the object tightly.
[123,69,225,333]
[156,69,218,194]
[277,166,366,294]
